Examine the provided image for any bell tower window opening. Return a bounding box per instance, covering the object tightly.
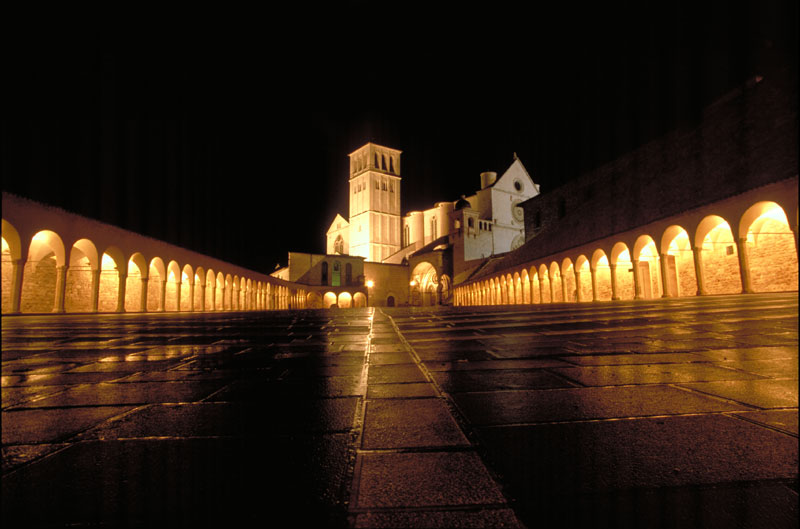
[389,157,395,173]
[374,153,379,168]
[381,154,387,170]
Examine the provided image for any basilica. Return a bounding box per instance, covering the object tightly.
[270,142,540,308]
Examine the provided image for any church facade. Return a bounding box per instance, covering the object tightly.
[310,142,540,307]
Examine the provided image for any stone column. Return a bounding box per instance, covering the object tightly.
[53,265,67,313]
[632,259,643,300]
[590,266,598,301]
[159,279,167,312]
[9,259,22,313]
[659,253,671,297]
[175,279,182,312]
[736,238,754,294]
[609,263,619,301]
[116,272,127,312]
[561,274,568,302]
[90,269,101,312]
[188,281,195,312]
[549,273,555,303]
[692,246,708,296]
[198,283,205,312]
[574,269,582,302]
[140,277,149,312]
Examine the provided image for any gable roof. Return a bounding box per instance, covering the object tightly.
[326,214,349,234]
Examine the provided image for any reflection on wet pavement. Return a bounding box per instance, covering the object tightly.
[2,293,797,528]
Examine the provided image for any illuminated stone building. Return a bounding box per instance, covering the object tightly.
[1,193,306,314]
[453,67,798,306]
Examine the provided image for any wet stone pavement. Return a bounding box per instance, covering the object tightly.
[1,293,797,528]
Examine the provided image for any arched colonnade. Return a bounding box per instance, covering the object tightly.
[1,195,305,314]
[455,198,798,307]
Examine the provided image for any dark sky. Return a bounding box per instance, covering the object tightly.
[3,1,796,274]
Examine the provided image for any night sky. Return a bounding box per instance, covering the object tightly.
[3,2,795,274]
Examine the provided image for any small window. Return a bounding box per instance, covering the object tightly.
[374,154,379,167]
[389,158,395,173]
[389,182,394,193]
[375,181,379,190]
[514,179,523,192]
[382,182,387,191]
[381,154,387,170]
[468,217,474,228]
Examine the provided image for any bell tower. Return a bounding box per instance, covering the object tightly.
[348,143,402,262]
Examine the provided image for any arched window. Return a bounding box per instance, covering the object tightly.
[332,261,341,286]
[386,295,395,307]
[334,235,344,254]
[345,263,352,285]
[468,217,474,228]
[321,262,329,285]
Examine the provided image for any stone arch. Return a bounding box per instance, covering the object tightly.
[695,215,741,295]
[574,255,592,302]
[410,261,439,306]
[98,248,124,312]
[1,220,22,313]
[539,264,551,303]
[505,273,514,304]
[215,272,225,311]
[488,278,496,305]
[165,260,181,311]
[739,202,798,293]
[65,238,99,312]
[125,253,147,312]
[323,291,337,308]
[529,267,540,304]
[148,257,166,312]
[610,242,634,300]
[562,258,576,302]
[180,264,193,311]
[549,262,562,303]
[206,269,216,310]
[353,292,367,307]
[521,269,530,304]
[633,235,662,299]
[498,276,508,305]
[591,249,612,301]
[307,291,322,309]
[194,267,206,311]
[225,274,233,310]
[21,230,66,313]
[661,225,697,297]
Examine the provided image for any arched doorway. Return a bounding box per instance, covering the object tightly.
[410,261,439,306]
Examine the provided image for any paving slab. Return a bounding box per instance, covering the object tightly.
[354,451,506,509]
[15,380,225,408]
[367,364,427,384]
[550,363,764,386]
[353,508,524,528]
[366,382,437,399]
[2,406,135,444]
[362,398,468,449]
[2,436,350,527]
[432,369,574,393]
[678,378,798,408]
[452,385,750,426]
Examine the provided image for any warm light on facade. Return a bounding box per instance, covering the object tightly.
[366,280,374,288]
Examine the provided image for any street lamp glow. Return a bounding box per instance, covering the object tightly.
[366,280,374,288]
[410,280,417,286]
